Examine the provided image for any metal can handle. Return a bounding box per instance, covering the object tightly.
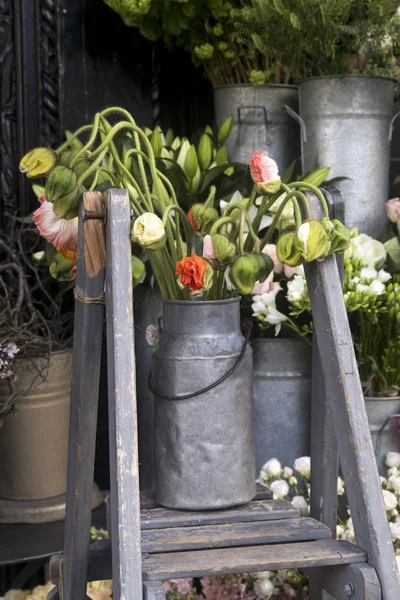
[284,105,307,143]
[389,111,400,142]
[374,413,400,460]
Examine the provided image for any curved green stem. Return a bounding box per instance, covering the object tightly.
[55,125,93,154]
[77,147,109,185]
[281,183,310,220]
[162,205,192,256]
[245,213,260,253]
[260,191,302,251]
[70,113,101,168]
[210,216,238,235]
[238,210,245,256]
[288,182,329,218]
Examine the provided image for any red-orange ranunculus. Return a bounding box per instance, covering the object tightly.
[175,254,213,294]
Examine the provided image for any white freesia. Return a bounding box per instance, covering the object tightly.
[265,306,288,336]
[254,578,274,599]
[388,475,400,493]
[389,467,400,477]
[378,269,391,283]
[294,456,311,478]
[270,479,289,499]
[383,489,398,511]
[345,233,386,267]
[356,283,370,293]
[360,266,378,280]
[282,467,293,479]
[369,279,386,295]
[287,275,307,303]
[337,477,345,496]
[261,458,282,478]
[387,453,400,468]
[291,495,309,516]
[132,213,165,249]
[390,522,400,541]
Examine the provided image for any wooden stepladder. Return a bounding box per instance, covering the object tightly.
[48,188,400,600]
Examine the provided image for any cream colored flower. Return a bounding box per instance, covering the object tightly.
[387,453,400,468]
[270,479,289,499]
[261,458,282,478]
[291,495,309,517]
[294,456,311,478]
[132,213,165,250]
[383,489,398,511]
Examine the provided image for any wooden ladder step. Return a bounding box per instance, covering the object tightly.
[142,517,331,553]
[142,539,366,580]
[141,500,298,530]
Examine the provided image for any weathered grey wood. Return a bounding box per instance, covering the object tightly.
[141,499,299,529]
[139,483,272,510]
[105,189,142,600]
[141,517,331,553]
[304,253,400,599]
[62,192,106,600]
[305,563,381,600]
[142,539,366,580]
[143,582,165,600]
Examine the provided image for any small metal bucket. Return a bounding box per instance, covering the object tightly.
[364,396,400,475]
[286,75,398,237]
[252,338,311,474]
[151,298,256,510]
[213,84,300,172]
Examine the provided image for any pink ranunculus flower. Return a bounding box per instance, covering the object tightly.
[32,195,78,251]
[249,150,281,195]
[386,198,400,225]
[202,234,215,261]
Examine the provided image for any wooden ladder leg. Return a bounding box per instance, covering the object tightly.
[60,192,107,600]
[105,189,142,600]
[143,581,165,600]
[306,563,381,600]
[304,252,400,599]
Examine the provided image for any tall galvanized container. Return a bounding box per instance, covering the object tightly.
[152,298,256,510]
[214,84,301,171]
[291,76,397,238]
[252,338,311,474]
[365,396,400,475]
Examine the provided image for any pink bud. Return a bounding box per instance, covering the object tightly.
[249,150,279,183]
[251,271,274,294]
[202,234,215,261]
[386,198,400,225]
[262,243,284,273]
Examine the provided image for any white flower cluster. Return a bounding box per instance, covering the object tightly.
[0,342,19,380]
[348,265,391,296]
[345,233,387,268]
[251,283,288,336]
[253,569,307,600]
[286,275,308,304]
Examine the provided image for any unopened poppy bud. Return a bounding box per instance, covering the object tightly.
[295,220,330,262]
[253,253,274,283]
[19,147,57,178]
[132,213,166,250]
[198,134,214,171]
[184,145,199,179]
[58,150,93,187]
[218,115,233,144]
[207,233,236,267]
[131,256,146,287]
[49,252,75,282]
[229,253,263,295]
[188,203,219,235]
[329,219,351,255]
[45,166,81,219]
[276,232,303,267]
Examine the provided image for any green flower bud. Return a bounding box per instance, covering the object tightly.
[210,233,236,265]
[189,166,201,194]
[184,145,199,179]
[194,43,214,61]
[19,147,57,178]
[329,219,351,254]
[215,146,228,166]
[177,138,190,169]
[152,177,171,208]
[49,253,74,281]
[198,134,214,171]
[131,256,145,288]
[253,253,274,283]
[229,253,272,295]
[295,220,329,262]
[188,203,219,236]
[150,129,163,158]
[165,128,174,147]
[276,232,303,267]
[205,125,214,136]
[58,150,93,187]
[218,116,233,144]
[45,166,81,219]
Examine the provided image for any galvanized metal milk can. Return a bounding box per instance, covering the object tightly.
[213,84,300,172]
[252,338,311,474]
[286,75,398,238]
[151,298,256,510]
[364,396,400,475]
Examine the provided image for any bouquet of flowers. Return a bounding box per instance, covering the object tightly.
[19,107,350,302]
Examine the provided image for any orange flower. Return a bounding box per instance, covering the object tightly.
[188,208,200,233]
[56,247,77,265]
[175,254,213,294]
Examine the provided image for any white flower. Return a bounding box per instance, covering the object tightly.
[270,479,289,499]
[261,458,282,478]
[282,467,293,479]
[389,467,400,477]
[390,522,400,541]
[369,279,385,295]
[294,456,311,478]
[268,192,295,224]
[388,475,400,493]
[342,528,356,543]
[383,490,398,511]
[356,283,370,293]
[265,306,288,336]
[336,524,345,538]
[291,495,309,516]
[286,275,307,303]
[345,233,386,267]
[378,269,391,283]
[132,213,165,249]
[387,453,400,468]
[360,266,378,280]
[254,578,274,599]
[337,477,345,496]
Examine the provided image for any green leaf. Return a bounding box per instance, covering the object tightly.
[385,237,400,273]
[281,159,297,184]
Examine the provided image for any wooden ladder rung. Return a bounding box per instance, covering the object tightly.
[141,500,298,530]
[142,517,331,553]
[142,539,366,580]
